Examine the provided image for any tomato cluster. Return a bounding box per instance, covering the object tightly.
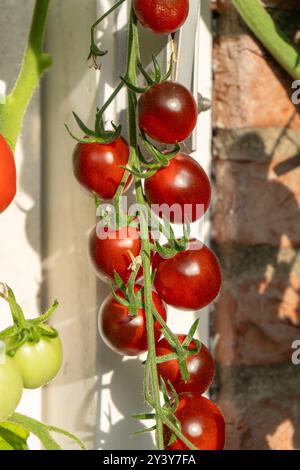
[69,0,225,451]
[0,289,63,423]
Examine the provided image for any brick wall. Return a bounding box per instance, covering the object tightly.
[212,1,300,449]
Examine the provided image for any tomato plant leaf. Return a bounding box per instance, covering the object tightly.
[0,422,29,450]
[132,425,157,437]
[45,425,86,450]
[8,413,62,450]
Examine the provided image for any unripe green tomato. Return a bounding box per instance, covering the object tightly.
[0,355,23,422]
[14,328,63,389]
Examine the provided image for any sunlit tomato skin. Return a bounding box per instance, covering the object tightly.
[144,153,211,223]
[0,355,23,422]
[89,224,142,284]
[73,138,132,200]
[0,135,16,214]
[14,328,63,389]
[164,394,225,450]
[133,0,189,34]
[156,335,215,394]
[153,239,222,310]
[98,286,167,356]
[138,82,198,144]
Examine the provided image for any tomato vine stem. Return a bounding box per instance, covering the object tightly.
[0,0,52,150]
[125,8,164,450]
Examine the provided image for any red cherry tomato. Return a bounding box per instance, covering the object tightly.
[156,335,215,394]
[133,0,189,34]
[98,286,167,356]
[0,135,16,214]
[89,224,142,284]
[164,394,225,450]
[138,82,198,144]
[73,138,131,200]
[153,239,222,310]
[144,152,211,223]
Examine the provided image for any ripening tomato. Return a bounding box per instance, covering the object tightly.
[0,134,16,214]
[156,335,215,394]
[164,394,225,450]
[73,138,132,200]
[89,224,142,284]
[138,82,198,144]
[153,239,222,310]
[144,153,211,223]
[98,286,167,356]
[14,327,63,389]
[133,0,189,34]
[0,355,23,422]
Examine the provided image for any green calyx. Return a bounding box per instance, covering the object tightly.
[65,110,122,145]
[0,284,59,357]
[121,53,174,94]
[122,131,180,179]
[153,216,191,259]
[65,81,125,145]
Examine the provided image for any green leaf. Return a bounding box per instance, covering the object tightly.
[182,319,200,348]
[132,425,156,437]
[72,112,95,137]
[8,413,86,450]
[0,422,29,450]
[9,413,62,450]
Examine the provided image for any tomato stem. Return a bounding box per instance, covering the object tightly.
[125,8,165,450]
[0,0,52,150]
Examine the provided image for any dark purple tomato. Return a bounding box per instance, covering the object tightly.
[99,286,167,356]
[163,394,225,450]
[89,224,141,284]
[156,334,215,394]
[153,239,222,310]
[73,138,132,200]
[138,82,198,144]
[133,0,189,34]
[144,152,211,223]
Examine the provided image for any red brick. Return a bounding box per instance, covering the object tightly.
[212,155,300,247]
[213,34,300,129]
[214,271,300,365]
[220,395,300,450]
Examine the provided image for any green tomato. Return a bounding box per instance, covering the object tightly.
[0,355,23,422]
[14,328,63,389]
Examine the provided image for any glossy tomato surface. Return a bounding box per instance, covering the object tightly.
[138,82,198,144]
[0,135,16,214]
[153,239,222,310]
[156,335,215,394]
[73,138,131,200]
[99,286,167,356]
[89,224,141,284]
[144,152,211,223]
[133,0,189,34]
[0,355,23,422]
[164,394,225,450]
[14,328,63,389]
